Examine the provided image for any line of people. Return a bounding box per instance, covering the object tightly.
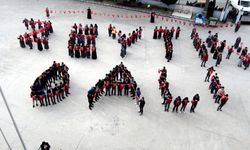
[87,62,145,115]
[153,26,180,62]
[30,61,70,108]
[108,24,143,58]
[68,23,98,59]
[195,28,249,70]
[158,66,200,113]
[205,67,229,111]
[18,18,53,51]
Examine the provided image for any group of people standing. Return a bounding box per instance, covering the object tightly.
[108,24,143,58]
[30,61,70,107]
[18,18,53,51]
[87,62,145,115]
[68,23,98,59]
[234,37,250,70]
[192,28,249,70]
[205,67,229,111]
[158,66,200,113]
[153,26,180,62]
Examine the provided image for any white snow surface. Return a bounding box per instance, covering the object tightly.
[0,0,250,149]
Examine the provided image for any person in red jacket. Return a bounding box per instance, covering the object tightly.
[172,96,181,113]
[243,55,250,70]
[111,82,116,95]
[158,26,163,39]
[217,94,229,111]
[74,44,80,58]
[68,44,74,57]
[170,27,175,39]
[42,38,49,50]
[32,95,37,107]
[105,81,111,96]
[164,94,172,112]
[118,83,124,96]
[80,45,85,58]
[39,95,45,107]
[86,45,90,59]
[201,52,209,67]
[180,97,189,112]
[138,27,142,40]
[91,34,96,46]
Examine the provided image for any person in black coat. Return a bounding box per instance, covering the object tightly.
[87,7,92,19]
[172,96,181,113]
[37,38,43,51]
[87,87,96,110]
[150,12,155,23]
[139,97,145,115]
[92,46,97,59]
[18,35,26,48]
[190,94,200,113]
[40,141,50,150]
[153,26,158,39]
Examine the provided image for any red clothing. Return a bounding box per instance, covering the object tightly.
[119,84,124,89]
[203,53,209,61]
[112,83,116,88]
[220,96,228,103]
[166,97,172,104]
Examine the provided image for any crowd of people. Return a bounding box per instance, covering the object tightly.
[191,28,249,70]
[205,67,229,111]
[153,26,180,62]
[87,62,145,115]
[108,24,143,58]
[68,23,98,59]
[30,61,70,107]
[158,66,200,113]
[18,18,53,51]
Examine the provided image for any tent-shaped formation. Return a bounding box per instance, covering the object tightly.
[87,62,142,110]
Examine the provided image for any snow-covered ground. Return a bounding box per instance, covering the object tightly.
[0,0,250,149]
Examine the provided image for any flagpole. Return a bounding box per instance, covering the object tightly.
[0,127,12,150]
[0,86,27,150]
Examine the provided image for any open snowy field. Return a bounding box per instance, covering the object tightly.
[0,0,250,149]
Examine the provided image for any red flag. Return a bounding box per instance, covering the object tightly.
[68,10,71,14]
[162,16,164,21]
